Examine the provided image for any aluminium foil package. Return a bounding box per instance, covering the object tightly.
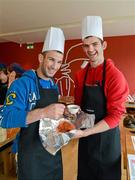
[39,111,95,155]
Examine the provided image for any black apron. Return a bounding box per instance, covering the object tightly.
[18,79,63,180]
[77,61,121,180]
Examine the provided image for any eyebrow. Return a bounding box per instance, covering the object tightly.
[48,56,63,63]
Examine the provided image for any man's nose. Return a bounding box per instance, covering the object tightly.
[88,44,94,51]
[51,62,58,69]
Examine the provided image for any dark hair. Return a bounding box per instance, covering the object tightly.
[8,63,25,78]
[0,63,8,74]
[42,50,63,57]
[84,36,103,44]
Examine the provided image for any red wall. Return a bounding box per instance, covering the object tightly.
[104,36,135,94]
[0,35,135,95]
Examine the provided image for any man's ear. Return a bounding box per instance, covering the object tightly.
[103,41,107,50]
[38,53,44,63]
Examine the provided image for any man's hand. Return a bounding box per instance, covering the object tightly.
[8,71,16,88]
[72,120,110,139]
[27,103,65,124]
[42,103,65,120]
[72,129,90,139]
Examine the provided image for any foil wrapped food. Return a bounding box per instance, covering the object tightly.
[39,111,95,155]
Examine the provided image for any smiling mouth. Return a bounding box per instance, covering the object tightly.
[49,71,55,74]
[89,53,96,59]
[49,70,56,74]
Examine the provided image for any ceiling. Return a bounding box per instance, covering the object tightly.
[0,0,135,45]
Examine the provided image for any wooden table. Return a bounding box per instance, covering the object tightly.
[125,102,135,109]
[125,129,135,180]
[125,129,135,154]
[0,136,15,148]
[0,135,16,175]
[119,116,135,179]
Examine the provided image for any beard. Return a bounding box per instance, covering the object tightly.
[41,66,51,78]
[41,65,55,79]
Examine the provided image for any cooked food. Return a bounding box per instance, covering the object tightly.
[123,115,135,128]
[57,120,75,133]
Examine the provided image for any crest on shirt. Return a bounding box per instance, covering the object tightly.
[6,93,17,105]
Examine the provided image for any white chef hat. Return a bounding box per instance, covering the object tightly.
[42,27,65,53]
[82,16,103,40]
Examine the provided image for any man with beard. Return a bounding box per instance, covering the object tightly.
[74,16,129,180]
[1,27,66,180]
